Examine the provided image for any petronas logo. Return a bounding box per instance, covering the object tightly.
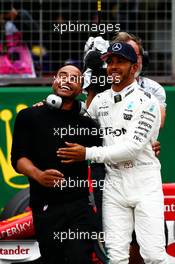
[0,104,29,189]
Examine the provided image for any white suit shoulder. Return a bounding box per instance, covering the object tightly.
[138,76,166,108]
[125,83,160,110]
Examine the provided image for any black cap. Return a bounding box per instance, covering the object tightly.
[101,42,137,64]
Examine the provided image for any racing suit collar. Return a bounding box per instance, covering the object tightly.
[111,80,138,103]
[137,76,144,88]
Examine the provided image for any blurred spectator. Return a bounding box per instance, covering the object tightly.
[0,2,47,78]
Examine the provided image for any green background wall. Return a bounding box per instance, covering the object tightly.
[0,86,174,213]
[0,87,51,214]
[158,86,175,183]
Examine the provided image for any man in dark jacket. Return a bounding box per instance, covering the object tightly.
[11,64,102,264]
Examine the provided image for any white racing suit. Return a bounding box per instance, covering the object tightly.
[86,81,168,264]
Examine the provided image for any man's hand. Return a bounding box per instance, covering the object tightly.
[57,142,86,164]
[35,169,64,187]
[152,141,160,156]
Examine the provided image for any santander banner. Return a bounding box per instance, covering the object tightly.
[0,240,40,261]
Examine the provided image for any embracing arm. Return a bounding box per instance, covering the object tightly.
[86,100,160,163]
[58,99,161,164]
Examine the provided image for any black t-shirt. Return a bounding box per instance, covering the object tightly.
[11,104,102,207]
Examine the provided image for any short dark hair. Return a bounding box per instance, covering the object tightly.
[63,63,82,73]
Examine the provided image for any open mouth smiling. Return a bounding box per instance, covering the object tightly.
[60,85,72,91]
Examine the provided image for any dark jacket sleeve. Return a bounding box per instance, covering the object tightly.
[11,109,32,171]
[85,117,103,148]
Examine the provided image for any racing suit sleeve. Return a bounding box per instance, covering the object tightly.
[151,82,166,109]
[86,99,161,163]
[148,81,166,127]
[139,77,167,109]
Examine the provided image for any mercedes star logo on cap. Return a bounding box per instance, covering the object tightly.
[112,43,122,52]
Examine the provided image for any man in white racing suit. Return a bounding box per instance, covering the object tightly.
[112,31,166,128]
[57,42,168,264]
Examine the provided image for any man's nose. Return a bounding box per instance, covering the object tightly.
[111,64,119,70]
[110,60,119,67]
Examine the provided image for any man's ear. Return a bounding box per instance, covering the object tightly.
[76,87,83,97]
[131,63,139,75]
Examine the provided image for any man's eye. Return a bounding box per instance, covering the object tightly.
[59,73,66,77]
[70,76,76,82]
[106,57,112,64]
[60,76,68,82]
